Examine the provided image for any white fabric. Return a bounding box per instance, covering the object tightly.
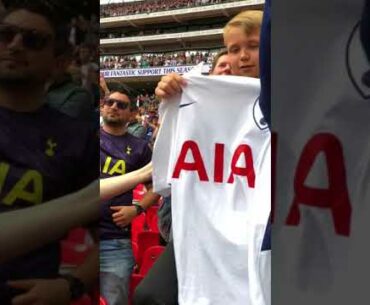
[273,1,370,304]
[153,75,271,305]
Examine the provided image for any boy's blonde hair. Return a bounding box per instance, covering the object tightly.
[223,10,263,37]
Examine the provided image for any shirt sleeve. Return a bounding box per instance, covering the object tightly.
[152,97,180,197]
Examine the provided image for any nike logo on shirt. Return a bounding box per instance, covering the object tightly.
[179,102,196,108]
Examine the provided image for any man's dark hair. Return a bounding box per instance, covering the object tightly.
[107,82,137,109]
[1,0,71,55]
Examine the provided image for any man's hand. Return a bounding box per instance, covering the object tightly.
[110,205,137,227]
[155,72,187,99]
[8,278,70,305]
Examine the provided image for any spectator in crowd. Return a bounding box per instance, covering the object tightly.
[127,104,148,140]
[100,20,226,39]
[100,51,217,70]
[78,44,95,88]
[0,2,99,304]
[47,45,95,121]
[100,86,155,305]
[143,114,160,147]
[209,49,231,75]
[58,13,99,105]
[100,0,229,18]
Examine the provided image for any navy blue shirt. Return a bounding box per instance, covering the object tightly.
[259,0,271,252]
[100,128,152,240]
[259,0,271,129]
[361,0,370,62]
[0,105,98,302]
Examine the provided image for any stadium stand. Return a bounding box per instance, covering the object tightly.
[101,0,237,17]
[100,50,217,69]
[100,0,263,91]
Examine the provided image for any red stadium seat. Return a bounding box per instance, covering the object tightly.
[128,246,165,305]
[63,230,97,305]
[60,227,93,267]
[136,231,160,266]
[132,240,139,263]
[145,206,159,233]
[131,213,147,244]
[61,240,91,266]
[133,184,145,202]
[129,273,144,305]
[67,227,89,244]
[100,296,108,305]
[139,245,165,276]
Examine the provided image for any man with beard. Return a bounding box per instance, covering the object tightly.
[100,87,156,305]
[0,2,98,305]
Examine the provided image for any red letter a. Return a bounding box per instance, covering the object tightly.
[285,133,351,236]
[172,140,209,181]
[227,144,255,187]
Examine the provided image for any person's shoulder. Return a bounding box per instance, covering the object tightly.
[127,121,140,129]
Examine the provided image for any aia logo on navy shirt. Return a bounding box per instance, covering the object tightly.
[346,21,370,99]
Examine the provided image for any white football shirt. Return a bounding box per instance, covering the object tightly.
[153,75,271,305]
[273,0,370,304]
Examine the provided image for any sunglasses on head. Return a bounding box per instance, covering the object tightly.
[105,99,130,110]
[0,24,53,50]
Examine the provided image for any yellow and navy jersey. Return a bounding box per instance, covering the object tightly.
[0,104,98,301]
[100,128,152,240]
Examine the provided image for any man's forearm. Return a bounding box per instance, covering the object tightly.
[100,162,152,201]
[0,181,99,263]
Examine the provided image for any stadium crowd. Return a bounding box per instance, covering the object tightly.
[100,0,236,17]
[100,20,225,39]
[59,14,100,111]
[100,51,219,69]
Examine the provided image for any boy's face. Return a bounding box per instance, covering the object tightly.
[224,27,260,78]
